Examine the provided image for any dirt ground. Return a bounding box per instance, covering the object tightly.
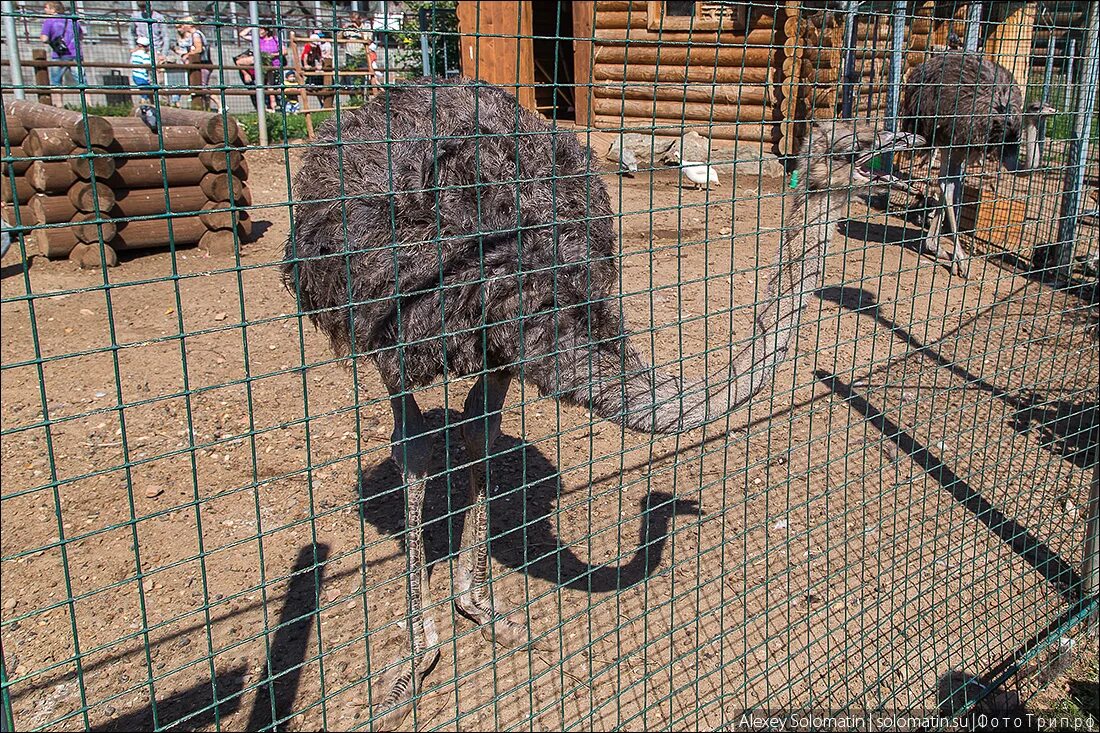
[1,145,1098,732]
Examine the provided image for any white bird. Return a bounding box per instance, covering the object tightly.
[619,148,638,178]
[680,160,719,190]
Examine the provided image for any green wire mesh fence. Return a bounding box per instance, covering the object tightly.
[1,0,1098,730]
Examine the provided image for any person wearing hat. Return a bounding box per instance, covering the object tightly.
[130,35,154,104]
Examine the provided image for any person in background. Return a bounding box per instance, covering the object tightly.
[341,11,369,68]
[236,26,284,112]
[129,3,171,106]
[130,36,153,104]
[39,0,84,104]
[176,17,216,111]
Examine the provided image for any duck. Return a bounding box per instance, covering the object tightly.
[680,160,720,190]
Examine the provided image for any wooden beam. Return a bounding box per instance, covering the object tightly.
[456,1,536,111]
[574,1,595,127]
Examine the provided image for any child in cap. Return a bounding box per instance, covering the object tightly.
[130,36,153,103]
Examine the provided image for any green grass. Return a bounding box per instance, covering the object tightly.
[63,102,134,117]
[233,111,335,144]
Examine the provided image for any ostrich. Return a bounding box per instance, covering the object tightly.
[900,52,1026,278]
[282,78,923,729]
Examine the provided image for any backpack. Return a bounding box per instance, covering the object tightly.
[193,29,211,64]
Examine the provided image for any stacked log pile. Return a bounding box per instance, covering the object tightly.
[1,101,253,267]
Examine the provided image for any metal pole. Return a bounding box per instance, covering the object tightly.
[418,6,431,77]
[963,1,981,53]
[2,1,26,100]
[1052,1,1098,279]
[840,2,858,119]
[1064,38,1077,111]
[881,1,907,174]
[1084,458,1100,637]
[249,0,267,146]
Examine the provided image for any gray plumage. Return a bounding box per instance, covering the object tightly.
[900,52,1025,277]
[282,77,923,729]
[901,52,1023,164]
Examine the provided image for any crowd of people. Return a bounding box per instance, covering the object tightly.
[37,2,392,113]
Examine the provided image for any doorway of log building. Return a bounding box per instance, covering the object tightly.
[532,1,576,120]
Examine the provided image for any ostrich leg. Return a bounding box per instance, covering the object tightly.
[455,372,528,647]
[941,156,969,278]
[374,386,440,730]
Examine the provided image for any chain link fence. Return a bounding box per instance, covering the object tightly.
[1,0,1098,730]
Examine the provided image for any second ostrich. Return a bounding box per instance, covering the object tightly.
[901,52,1033,278]
[284,78,923,729]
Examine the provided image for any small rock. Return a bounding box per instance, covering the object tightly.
[213,312,228,322]
[3,598,16,612]
[1063,499,1078,519]
[144,486,164,499]
[719,227,731,236]
[773,519,788,531]
[94,391,107,398]
[79,308,95,316]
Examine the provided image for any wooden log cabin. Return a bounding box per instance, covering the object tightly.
[454,1,1036,156]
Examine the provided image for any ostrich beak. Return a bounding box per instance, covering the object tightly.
[857,131,926,193]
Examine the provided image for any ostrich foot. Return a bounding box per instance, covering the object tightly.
[949,255,970,279]
[371,619,440,730]
[455,572,529,647]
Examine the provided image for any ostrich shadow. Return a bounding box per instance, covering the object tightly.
[838,218,938,259]
[357,408,700,592]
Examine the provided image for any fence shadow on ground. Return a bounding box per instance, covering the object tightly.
[815,368,1080,602]
[357,408,700,592]
[89,543,329,733]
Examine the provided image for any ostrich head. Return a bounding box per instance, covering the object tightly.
[799,122,926,195]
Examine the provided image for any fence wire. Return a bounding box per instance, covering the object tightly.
[1,1,1098,731]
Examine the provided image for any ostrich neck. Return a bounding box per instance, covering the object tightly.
[726,184,839,401]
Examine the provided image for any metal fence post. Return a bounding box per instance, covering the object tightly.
[1051,1,1098,278]
[1,1,26,101]
[963,1,981,52]
[883,1,907,173]
[249,0,267,147]
[419,6,431,77]
[840,2,858,119]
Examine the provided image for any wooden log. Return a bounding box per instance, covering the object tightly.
[34,226,81,259]
[29,193,76,223]
[109,156,208,188]
[198,223,252,256]
[64,116,116,148]
[594,1,645,11]
[200,173,252,203]
[70,153,117,181]
[593,62,773,85]
[593,26,775,45]
[591,114,779,143]
[138,106,242,145]
[199,148,244,173]
[6,100,84,130]
[68,242,120,269]
[591,10,648,30]
[1,176,33,204]
[74,212,118,243]
[200,200,252,230]
[591,82,773,106]
[113,186,209,218]
[106,126,205,154]
[68,182,116,213]
[113,215,208,250]
[4,116,29,146]
[1,203,36,226]
[1,146,31,175]
[22,127,73,157]
[592,97,779,123]
[28,160,77,193]
[593,44,777,67]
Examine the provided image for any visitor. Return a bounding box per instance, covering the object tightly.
[236,26,284,112]
[176,17,216,111]
[39,0,84,104]
[130,36,153,104]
